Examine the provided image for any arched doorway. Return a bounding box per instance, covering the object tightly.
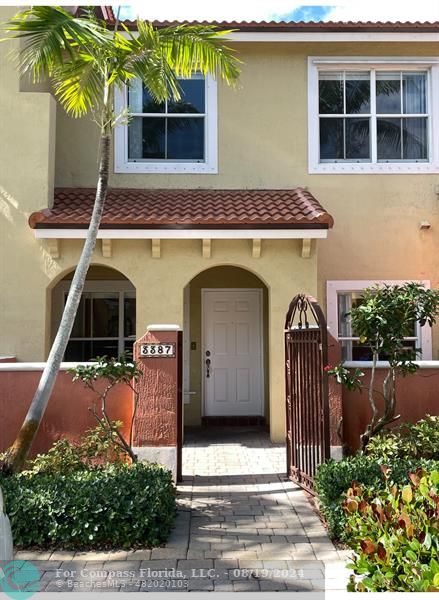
[51,265,136,361]
[183,265,269,432]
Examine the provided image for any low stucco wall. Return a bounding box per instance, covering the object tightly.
[342,363,439,452]
[0,365,132,457]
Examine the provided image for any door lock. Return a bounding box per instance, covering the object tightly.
[205,358,211,378]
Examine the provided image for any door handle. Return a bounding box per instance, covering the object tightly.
[205,358,211,378]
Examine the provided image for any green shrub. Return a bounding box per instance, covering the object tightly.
[344,470,439,592]
[315,455,383,540]
[366,415,439,462]
[1,463,176,549]
[315,455,439,541]
[27,424,127,475]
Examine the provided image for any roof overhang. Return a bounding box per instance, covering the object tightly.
[33,228,328,240]
[227,32,439,42]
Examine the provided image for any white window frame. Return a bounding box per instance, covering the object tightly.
[308,57,439,174]
[114,74,218,174]
[326,280,432,360]
[55,280,136,358]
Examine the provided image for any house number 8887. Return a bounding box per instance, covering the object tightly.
[140,343,175,357]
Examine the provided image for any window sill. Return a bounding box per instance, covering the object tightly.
[114,161,218,174]
[309,162,439,175]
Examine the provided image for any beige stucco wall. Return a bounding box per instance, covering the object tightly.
[2,17,439,443]
[52,40,439,353]
[43,238,317,442]
[0,7,56,360]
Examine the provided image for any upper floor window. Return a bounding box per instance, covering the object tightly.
[308,58,439,174]
[114,74,218,174]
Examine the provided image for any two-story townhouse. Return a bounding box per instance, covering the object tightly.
[1,6,439,442]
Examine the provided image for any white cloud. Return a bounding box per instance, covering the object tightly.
[117,0,439,22]
[118,1,304,22]
[326,0,439,22]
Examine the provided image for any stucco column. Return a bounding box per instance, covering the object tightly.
[133,326,183,481]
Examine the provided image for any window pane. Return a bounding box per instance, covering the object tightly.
[167,117,204,160]
[124,340,135,358]
[403,73,426,114]
[168,78,205,114]
[346,72,370,114]
[337,293,352,338]
[92,296,119,337]
[124,296,136,337]
[65,340,92,362]
[128,117,166,160]
[91,340,119,359]
[70,295,90,338]
[346,118,370,159]
[128,80,165,113]
[377,117,401,160]
[376,72,401,114]
[403,117,428,160]
[319,118,344,159]
[319,72,343,114]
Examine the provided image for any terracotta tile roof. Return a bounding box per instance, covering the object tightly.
[113,19,439,33]
[29,188,334,229]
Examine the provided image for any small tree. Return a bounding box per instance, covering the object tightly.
[328,283,439,450]
[70,355,142,463]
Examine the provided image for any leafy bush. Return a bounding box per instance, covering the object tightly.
[344,469,439,592]
[315,455,383,540]
[366,415,439,462]
[27,425,127,475]
[1,463,176,549]
[315,455,439,541]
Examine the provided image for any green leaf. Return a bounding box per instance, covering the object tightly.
[423,533,432,550]
[406,550,417,562]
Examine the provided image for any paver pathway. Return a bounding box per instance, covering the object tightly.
[13,427,349,592]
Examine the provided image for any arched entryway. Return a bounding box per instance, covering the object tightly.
[50,265,136,361]
[183,265,269,432]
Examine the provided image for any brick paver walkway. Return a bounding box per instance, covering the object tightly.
[13,427,349,592]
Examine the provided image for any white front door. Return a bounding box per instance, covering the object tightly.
[202,289,263,416]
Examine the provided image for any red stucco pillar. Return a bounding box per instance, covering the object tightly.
[328,332,344,458]
[133,325,183,481]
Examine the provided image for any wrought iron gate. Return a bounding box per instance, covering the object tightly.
[285,294,330,493]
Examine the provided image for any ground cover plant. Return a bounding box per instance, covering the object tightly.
[315,418,439,541]
[344,469,439,592]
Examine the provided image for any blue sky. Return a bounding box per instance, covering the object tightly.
[117,1,439,22]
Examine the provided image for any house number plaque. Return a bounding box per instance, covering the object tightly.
[140,343,176,357]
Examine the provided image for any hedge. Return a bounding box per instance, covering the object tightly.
[1,463,176,549]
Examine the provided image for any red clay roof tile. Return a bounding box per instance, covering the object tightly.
[114,19,439,33]
[29,188,334,229]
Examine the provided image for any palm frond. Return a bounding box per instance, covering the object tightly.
[3,6,110,82]
[52,54,105,118]
[156,24,242,84]
[122,21,241,103]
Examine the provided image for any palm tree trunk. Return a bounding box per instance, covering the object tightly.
[1,132,111,475]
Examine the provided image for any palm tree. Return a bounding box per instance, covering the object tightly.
[0,6,240,474]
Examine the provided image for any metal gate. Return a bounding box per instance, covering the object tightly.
[285,294,330,493]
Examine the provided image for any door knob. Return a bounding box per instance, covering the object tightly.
[206,358,211,378]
